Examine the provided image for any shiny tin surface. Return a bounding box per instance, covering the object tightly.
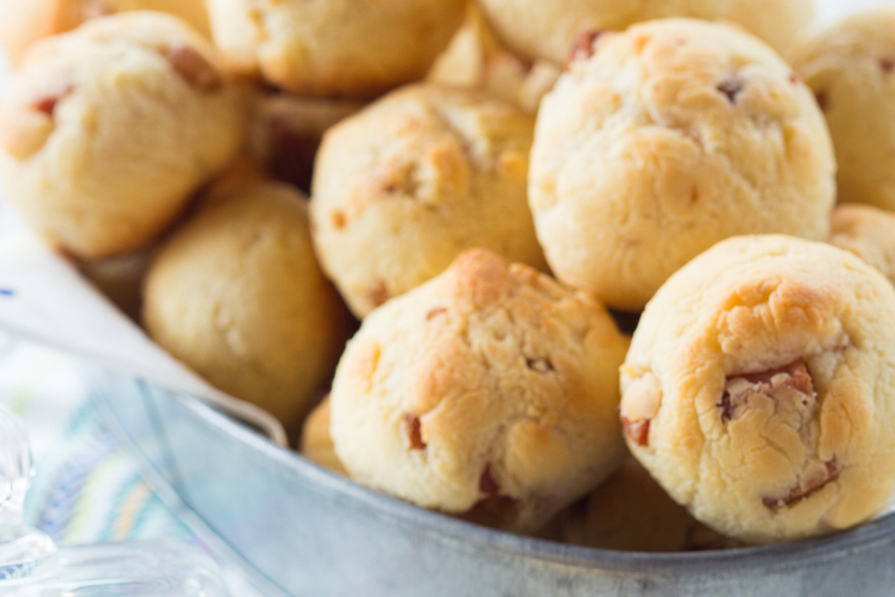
[86,364,895,597]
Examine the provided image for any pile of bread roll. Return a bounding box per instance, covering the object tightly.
[3,0,895,551]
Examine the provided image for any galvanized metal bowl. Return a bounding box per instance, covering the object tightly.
[86,364,895,597]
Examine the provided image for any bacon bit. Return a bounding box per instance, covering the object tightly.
[403,413,426,450]
[716,77,744,104]
[721,361,814,423]
[33,85,73,117]
[480,465,500,496]
[621,416,650,447]
[763,459,840,511]
[34,96,59,116]
[718,391,734,423]
[367,282,392,308]
[525,358,554,373]
[425,307,447,321]
[566,30,605,65]
[162,46,221,92]
[815,90,830,112]
[789,72,801,84]
[367,282,390,309]
[476,465,511,510]
[740,361,813,394]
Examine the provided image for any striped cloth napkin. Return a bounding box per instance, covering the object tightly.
[0,333,199,547]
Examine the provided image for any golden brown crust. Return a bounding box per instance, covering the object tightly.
[529,19,835,311]
[621,235,895,543]
[311,83,547,319]
[790,8,895,211]
[143,181,351,427]
[330,249,628,532]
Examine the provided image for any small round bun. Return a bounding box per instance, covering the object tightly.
[330,249,628,532]
[0,0,211,65]
[143,181,350,426]
[0,12,246,259]
[477,0,813,65]
[205,0,465,99]
[620,235,895,543]
[300,396,347,476]
[829,204,895,286]
[559,458,737,552]
[311,84,547,318]
[529,19,835,311]
[790,8,895,211]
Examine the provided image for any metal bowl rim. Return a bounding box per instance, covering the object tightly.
[166,382,895,575]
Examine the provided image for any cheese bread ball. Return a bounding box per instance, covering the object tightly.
[330,249,628,532]
[0,0,211,66]
[790,9,895,211]
[311,84,547,319]
[477,0,813,65]
[530,19,835,311]
[620,235,895,543]
[205,0,465,99]
[0,12,246,259]
[143,181,350,427]
[300,396,347,476]
[829,205,895,286]
[559,459,736,552]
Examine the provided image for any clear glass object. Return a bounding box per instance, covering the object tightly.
[0,403,230,596]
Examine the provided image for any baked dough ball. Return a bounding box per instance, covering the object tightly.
[300,396,347,476]
[0,12,246,259]
[247,93,362,193]
[143,181,350,426]
[330,249,628,532]
[620,235,895,543]
[530,19,835,311]
[559,458,737,552]
[829,205,895,286]
[0,0,211,65]
[205,0,465,99]
[477,0,814,65]
[790,9,895,211]
[311,84,547,319]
